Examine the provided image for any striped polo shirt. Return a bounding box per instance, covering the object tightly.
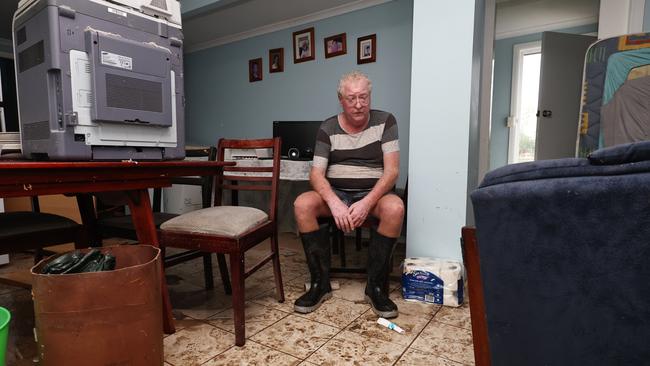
[313,109,399,191]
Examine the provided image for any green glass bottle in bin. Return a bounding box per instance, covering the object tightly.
[0,306,10,366]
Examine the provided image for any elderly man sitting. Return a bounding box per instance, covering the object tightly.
[293,71,404,318]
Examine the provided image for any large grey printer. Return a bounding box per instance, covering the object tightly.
[12,0,185,160]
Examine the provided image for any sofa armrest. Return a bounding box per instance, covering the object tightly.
[588,141,650,165]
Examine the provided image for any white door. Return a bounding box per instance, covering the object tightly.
[535,32,596,160]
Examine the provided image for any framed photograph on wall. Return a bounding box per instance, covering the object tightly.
[324,33,346,58]
[269,48,284,73]
[249,58,263,82]
[293,27,315,63]
[357,34,376,64]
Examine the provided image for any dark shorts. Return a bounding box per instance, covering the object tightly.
[332,188,372,206]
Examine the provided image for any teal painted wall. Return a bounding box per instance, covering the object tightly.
[184,0,413,187]
[407,0,477,260]
[489,23,598,170]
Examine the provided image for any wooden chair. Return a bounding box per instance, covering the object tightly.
[329,179,408,275]
[324,217,396,294]
[0,196,87,286]
[95,147,231,292]
[160,138,284,346]
[327,216,378,272]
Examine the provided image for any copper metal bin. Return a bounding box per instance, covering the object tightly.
[31,245,163,366]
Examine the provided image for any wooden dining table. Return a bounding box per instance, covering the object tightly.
[0,159,235,334]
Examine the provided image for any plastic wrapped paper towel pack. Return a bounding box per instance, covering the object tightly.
[401,257,464,307]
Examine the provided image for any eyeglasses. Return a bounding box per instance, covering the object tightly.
[343,94,370,105]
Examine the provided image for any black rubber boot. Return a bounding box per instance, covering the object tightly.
[294,226,332,313]
[365,230,398,318]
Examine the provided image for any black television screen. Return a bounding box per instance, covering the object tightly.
[273,121,322,160]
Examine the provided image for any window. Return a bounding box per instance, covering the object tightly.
[508,41,541,163]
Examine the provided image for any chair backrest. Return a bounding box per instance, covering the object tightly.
[152,146,217,212]
[95,146,217,221]
[215,138,281,222]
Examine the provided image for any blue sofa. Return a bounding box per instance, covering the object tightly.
[470,141,650,365]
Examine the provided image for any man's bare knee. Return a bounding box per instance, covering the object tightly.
[378,196,405,222]
[294,191,325,219]
[373,196,404,237]
[294,193,309,215]
[294,192,327,233]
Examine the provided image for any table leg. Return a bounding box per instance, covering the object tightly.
[127,189,176,334]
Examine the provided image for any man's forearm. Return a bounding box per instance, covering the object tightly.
[363,169,398,208]
[363,151,400,208]
[310,169,339,206]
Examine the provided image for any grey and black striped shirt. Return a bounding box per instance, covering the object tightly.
[313,110,399,191]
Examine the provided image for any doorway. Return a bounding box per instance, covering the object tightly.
[507,41,541,164]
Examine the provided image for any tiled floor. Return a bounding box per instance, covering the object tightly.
[1,233,474,365]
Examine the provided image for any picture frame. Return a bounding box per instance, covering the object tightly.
[249,58,263,82]
[357,34,377,64]
[268,48,284,73]
[293,27,315,63]
[324,33,347,58]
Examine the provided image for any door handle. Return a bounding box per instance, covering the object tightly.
[542,110,552,118]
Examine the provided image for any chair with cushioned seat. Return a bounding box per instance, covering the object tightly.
[160,138,284,347]
[95,146,231,292]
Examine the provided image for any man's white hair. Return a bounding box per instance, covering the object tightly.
[337,71,372,98]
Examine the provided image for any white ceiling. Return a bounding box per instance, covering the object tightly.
[0,0,378,47]
[0,0,601,49]
[495,0,600,39]
[181,0,601,50]
[181,0,388,51]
